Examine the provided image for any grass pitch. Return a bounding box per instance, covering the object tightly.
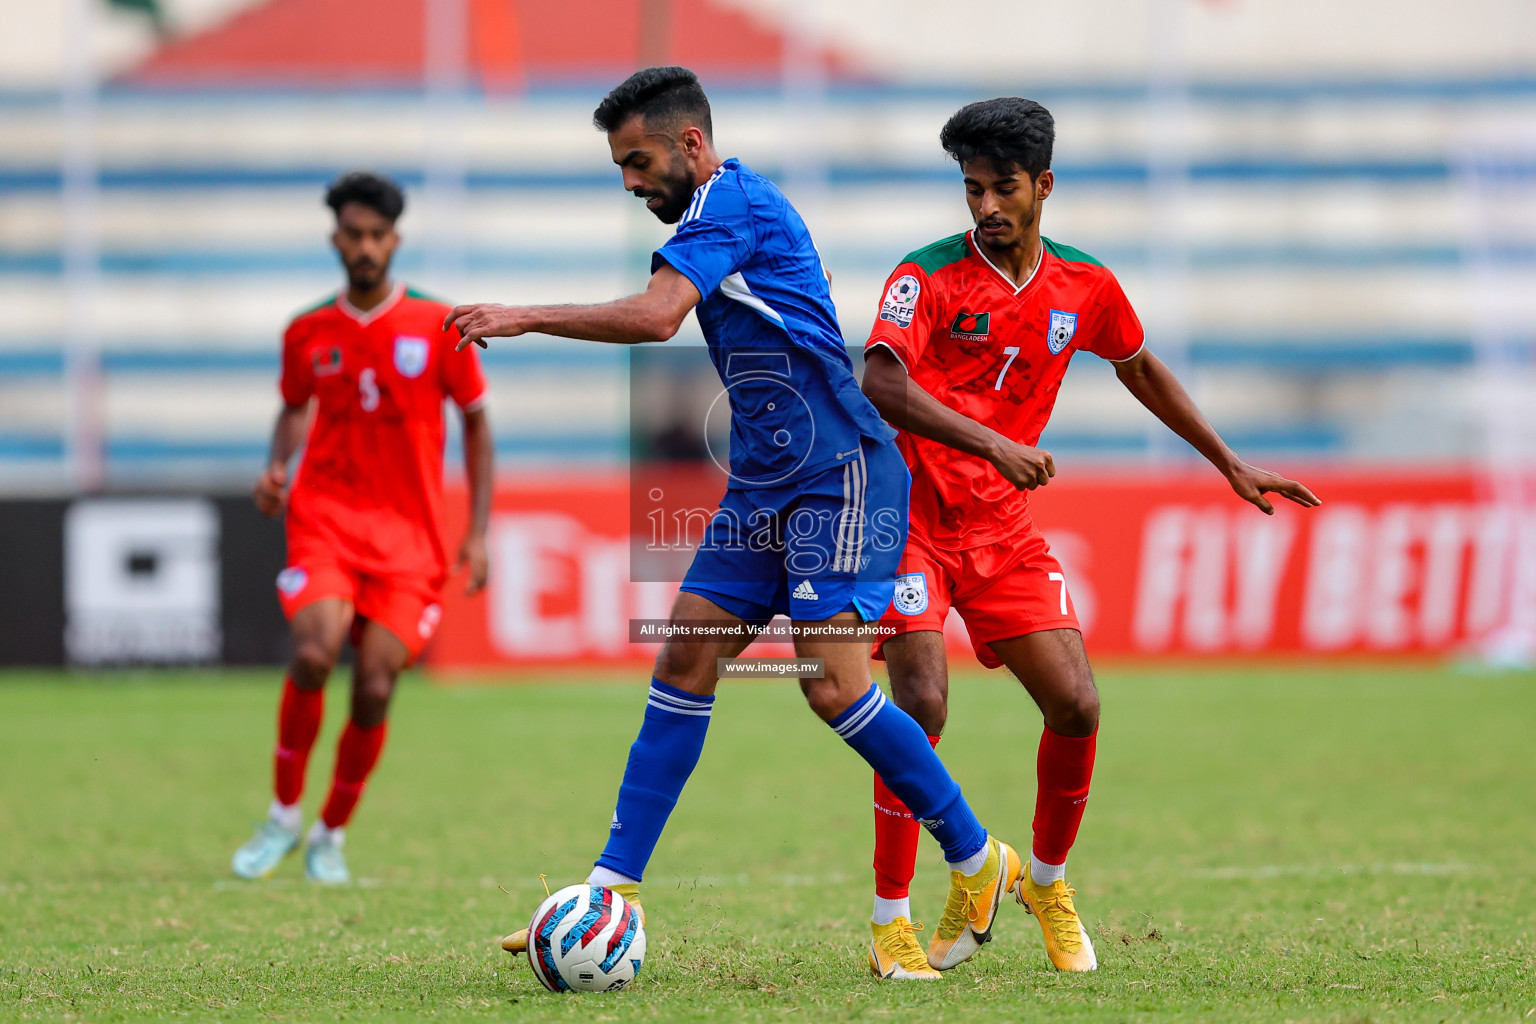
[1,664,1532,1022]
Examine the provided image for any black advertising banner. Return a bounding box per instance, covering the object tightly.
[0,496,289,667]
[0,499,67,665]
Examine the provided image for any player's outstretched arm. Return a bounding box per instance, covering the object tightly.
[446,265,702,351]
[253,402,308,518]
[1112,348,1321,515]
[863,346,1055,490]
[457,406,493,595]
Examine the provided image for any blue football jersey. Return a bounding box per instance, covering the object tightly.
[653,158,895,489]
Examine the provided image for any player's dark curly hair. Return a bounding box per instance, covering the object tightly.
[593,65,713,138]
[940,98,1054,181]
[325,171,406,222]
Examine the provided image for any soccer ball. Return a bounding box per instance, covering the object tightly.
[888,275,920,304]
[526,884,646,993]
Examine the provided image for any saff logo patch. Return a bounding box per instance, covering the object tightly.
[1047,310,1078,355]
[950,311,990,341]
[275,566,308,597]
[893,573,929,616]
[393,336,430,378]
[879,275,921,328]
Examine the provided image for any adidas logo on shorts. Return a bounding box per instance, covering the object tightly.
[792,580,819,601]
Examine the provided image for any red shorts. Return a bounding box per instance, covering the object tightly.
[276,533,444,662]
[874,526,1080,669]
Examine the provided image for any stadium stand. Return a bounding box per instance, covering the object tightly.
[1,0,1533,487]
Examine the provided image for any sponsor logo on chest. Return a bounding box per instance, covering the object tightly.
[949,310,991,342]
[393,335,430,378]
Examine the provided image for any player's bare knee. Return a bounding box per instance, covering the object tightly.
[652,641,714,692]
[799,675,860,722]
[799,680,842,722]
[351,669,396,726]
[290,641,335,689]
[1047,676,1099,736]
[892,675,947,736]
[350,704,389,729]
[359,672,395,705]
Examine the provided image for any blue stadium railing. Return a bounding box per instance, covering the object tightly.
[4,76,1530,476]
[0,338,1433,471]
[0,334,1491,381]
[0,427,1344,468]
[2,242,1533,276]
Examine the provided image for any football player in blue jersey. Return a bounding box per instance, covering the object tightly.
[448,67,1016,979]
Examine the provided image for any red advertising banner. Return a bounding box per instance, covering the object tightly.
[430,469,1536,668]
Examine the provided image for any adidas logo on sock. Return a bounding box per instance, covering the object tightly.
[610,811,622,831]
[793,580,818,600]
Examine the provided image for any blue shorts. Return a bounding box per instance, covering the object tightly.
[681,437,910,623]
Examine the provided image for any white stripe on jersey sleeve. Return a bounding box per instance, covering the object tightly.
[719,272,785,326]
[680,165,726,225]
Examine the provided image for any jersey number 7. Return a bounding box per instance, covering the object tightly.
[993,346,1021,391]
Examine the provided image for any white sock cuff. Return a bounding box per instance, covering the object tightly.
[588,866,639,888]
[269,800,302,833]
[1030,853,1066,886]
[948,839,990,876]
[307,820,343,846]
[645,684,713,718]
[872,895,911,926]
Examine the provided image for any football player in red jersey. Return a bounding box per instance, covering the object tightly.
[859,99,1320,974]
[230,172,494,884]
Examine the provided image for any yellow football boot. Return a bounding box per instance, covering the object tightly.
[926,836,1023,970]
[1014,865,1098,971]
[868,917,942,980]
[501,883,645,955]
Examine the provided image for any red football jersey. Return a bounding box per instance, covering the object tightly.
[865,231,1143,549]
[280,284,488,580]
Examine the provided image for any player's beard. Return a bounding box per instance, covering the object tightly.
[638,154,698,225]
[346,255,389,292]
[976,203,1037,252]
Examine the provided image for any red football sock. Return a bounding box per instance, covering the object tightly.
[320,719,389,829]
[1033,724,1097,866]
[872,735,941,899]
[273,676,324,806]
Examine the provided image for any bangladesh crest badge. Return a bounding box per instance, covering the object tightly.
[1047,309,1078,355]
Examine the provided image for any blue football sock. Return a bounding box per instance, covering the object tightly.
[829,684,988,864]
[594,678,714,882]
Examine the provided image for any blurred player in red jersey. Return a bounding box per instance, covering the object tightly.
[859,99,1321,975]
[230,172,493,884]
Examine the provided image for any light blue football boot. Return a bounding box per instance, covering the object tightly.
[304,826,351,884]
[231,819,300,879]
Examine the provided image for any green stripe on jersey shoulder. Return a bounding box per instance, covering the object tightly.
[291,294,337,319]
[404,286,447,303]
[1042,237,1105,267]
[901,232,970,275]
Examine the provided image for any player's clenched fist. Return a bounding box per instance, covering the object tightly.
[253,463,288,518]
[990,439,1056,491]
[445,304,531,351]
